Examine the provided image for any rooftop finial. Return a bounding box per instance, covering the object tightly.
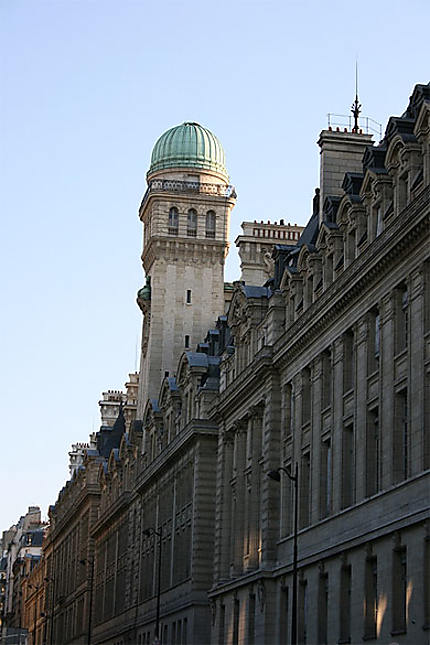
[351,60,361,132]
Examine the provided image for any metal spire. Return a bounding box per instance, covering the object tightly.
[351,61,361,132]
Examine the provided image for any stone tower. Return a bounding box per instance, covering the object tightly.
[136,122,236,414]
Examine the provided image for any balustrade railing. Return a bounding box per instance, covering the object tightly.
[140,180,236,210]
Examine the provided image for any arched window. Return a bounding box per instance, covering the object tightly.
[168,207,179,235]
[187,209,197,237]
[206,210,216,238]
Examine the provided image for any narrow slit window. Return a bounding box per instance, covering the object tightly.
[168,207,179,235]
[187,209,197,236]
[206,210,216,238]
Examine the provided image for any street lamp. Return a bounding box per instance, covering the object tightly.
[79,559,95,645]
[267,464,299,645]
[142,526,162,644]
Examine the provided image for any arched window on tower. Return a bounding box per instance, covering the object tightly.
[206,210,216,238]
[168,207,179,235]
[187,209,197,237]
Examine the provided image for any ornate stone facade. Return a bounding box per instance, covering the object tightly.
[16,84,430,645]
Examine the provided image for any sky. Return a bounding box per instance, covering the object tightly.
[1,0,429,531]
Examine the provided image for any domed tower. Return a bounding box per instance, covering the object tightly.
[136,122,236,413]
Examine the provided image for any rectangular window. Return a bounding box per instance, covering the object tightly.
[279,584,289,644]
[301,368,311,425]
[424,260,430,334]
[184,335,190,349]
[182,617,187,645]
[392,546,407,634]
[347,229,356,263]
[399,173,408,212]
[339,564,351,644]
[364,556,378,640]
[320,438,332,519]
[186,289,192,304]
[343,329,355,392]
[218,606,225,645]
[205,211,216,238]
[325,253,333,288]
[366,408,380,497]
[367,309,380,374]
[393,389,408,483]
[168,207,179,235]
[322,350,332,408]
[233,598,240,645]
[318,572,328,645]
[281,461,293,537]
[299,452,311,529]
[187,209,197,236]
[395,286,409,353]
[424,536,430,630]
[298,579,308,644]
[283,383,293,437]
[341,424,354,508]
[247,593,256,645]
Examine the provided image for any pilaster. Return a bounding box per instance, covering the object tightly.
[310,357,323,523]
[332,339,344,512]
[409,268,425,475]
[231,420,247,576]
[380,292,395,489]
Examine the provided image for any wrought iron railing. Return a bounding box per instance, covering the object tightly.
[140,180,236,210]
[327,113,382,139]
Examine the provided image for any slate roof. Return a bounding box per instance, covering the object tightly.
[242,285,271,299]
[96,404,126,459]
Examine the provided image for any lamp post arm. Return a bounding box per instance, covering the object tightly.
[279,466,297,483]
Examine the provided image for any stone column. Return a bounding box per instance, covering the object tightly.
[247,405,264,571]
[191,436,218,590]
[262,367,283,567]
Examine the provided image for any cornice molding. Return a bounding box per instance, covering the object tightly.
[274,185,429,369]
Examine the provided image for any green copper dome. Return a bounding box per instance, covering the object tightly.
[149,122,228,178]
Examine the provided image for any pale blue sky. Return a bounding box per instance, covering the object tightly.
[1,0,428,530]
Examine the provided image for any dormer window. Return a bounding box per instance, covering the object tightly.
[168,207,179,235]
[187,209,197,236]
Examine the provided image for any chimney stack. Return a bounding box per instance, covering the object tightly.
[317,130,373,223]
